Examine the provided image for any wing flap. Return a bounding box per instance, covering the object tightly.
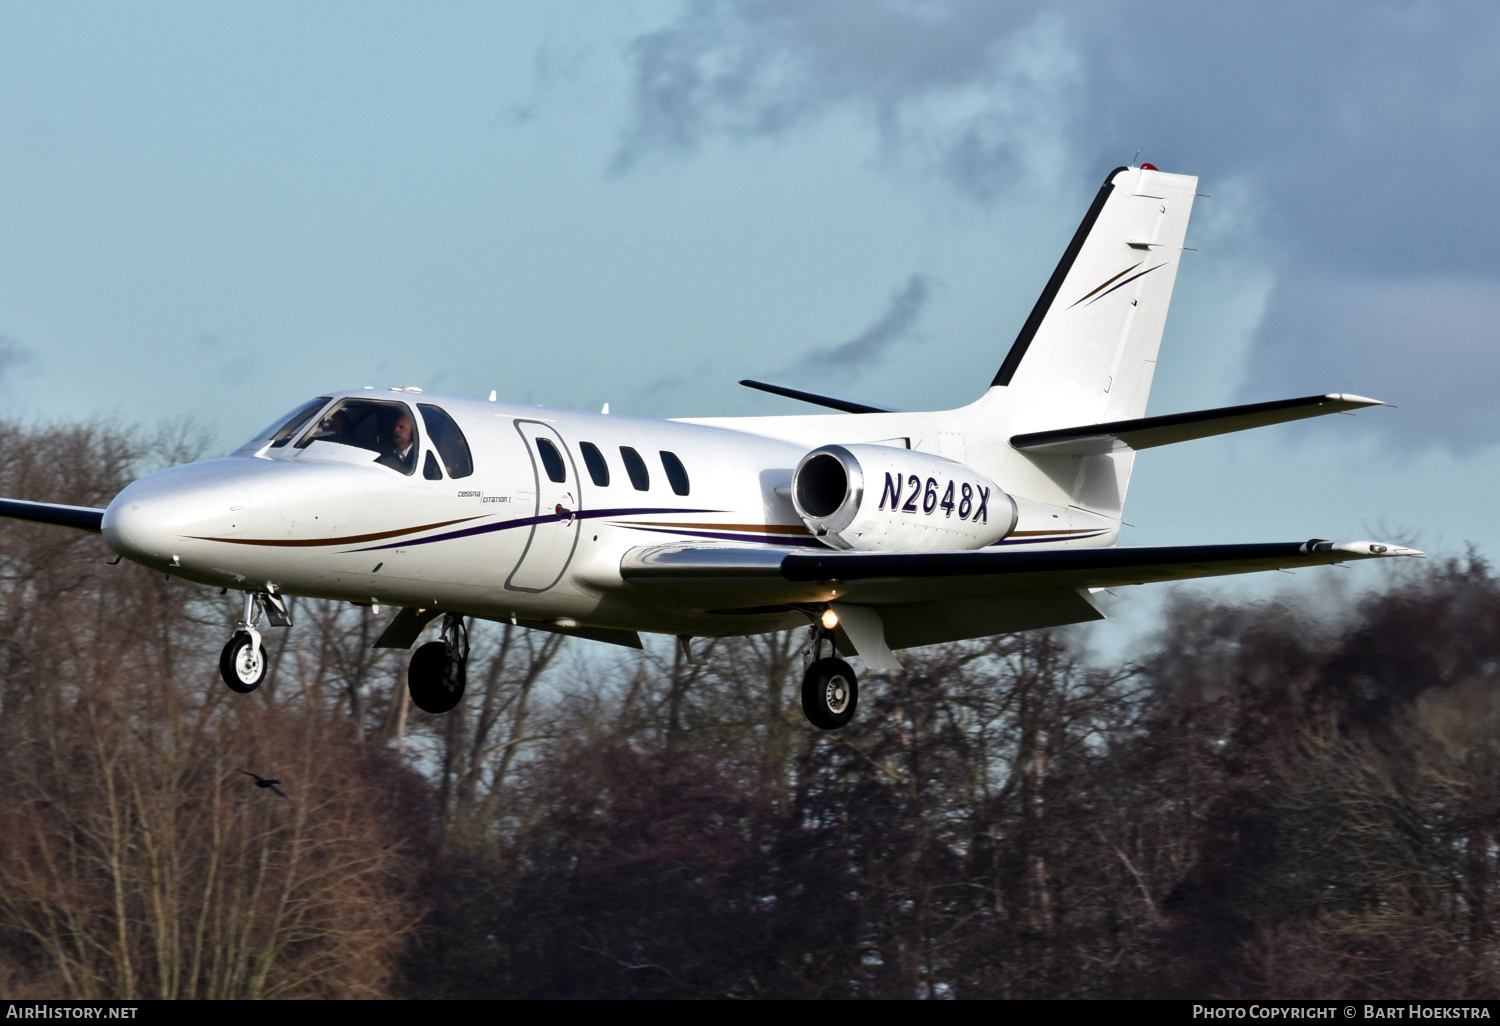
[880,590,1107,650]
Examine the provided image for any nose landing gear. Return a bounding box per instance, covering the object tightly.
[408,613,469,714]
[218,589,292,694]
[802,616,858,730]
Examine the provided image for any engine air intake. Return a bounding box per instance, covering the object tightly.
[795,453,849,519]
[791,443,1016,552]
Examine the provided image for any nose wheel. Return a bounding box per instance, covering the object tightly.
[218,589,291,694]
[220,632,267,693]
[408,613,469,714]
[801,616,858,730]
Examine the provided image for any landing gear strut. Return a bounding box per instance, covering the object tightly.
[802,618,858,730]
[219,589,291,694]
[408,613,469,714]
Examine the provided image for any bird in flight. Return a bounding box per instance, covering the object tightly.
[240,770,286,798]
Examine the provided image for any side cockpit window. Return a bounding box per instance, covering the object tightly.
[417,404,474,479]
[296,398,420,475]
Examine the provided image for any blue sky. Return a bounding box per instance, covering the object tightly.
[1,1,1495,583]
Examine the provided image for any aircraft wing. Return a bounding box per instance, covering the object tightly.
[0,497,106,532]
[621,539,1421,649]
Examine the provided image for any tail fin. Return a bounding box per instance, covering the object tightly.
[991,165,1198,427]
[958,165,1199,521]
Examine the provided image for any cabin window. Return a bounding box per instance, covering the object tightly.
[295,398,420,475]
[579,442,610,487]
[417,404,474,479]
[619,446,650,491]
[423,451,443,480]
[241,396,331,451]
[535,438,567,483]
[660,451,690,496]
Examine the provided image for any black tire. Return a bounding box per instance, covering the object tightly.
[409,640,466,714]
[219,633,266,694]
[802,657,858,730]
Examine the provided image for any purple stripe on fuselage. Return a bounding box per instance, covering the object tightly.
[344,506,724,553]
[989,530,1111,547]
[621,525,827,547]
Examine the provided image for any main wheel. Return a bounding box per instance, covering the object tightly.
[409,640,466,714]
[802,657,858,730]
[219,633,266,693]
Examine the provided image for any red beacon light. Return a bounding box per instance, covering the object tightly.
[1140,162,1158,170]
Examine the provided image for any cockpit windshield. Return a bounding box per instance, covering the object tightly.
[238,397,332,453]
[295,398,420,475]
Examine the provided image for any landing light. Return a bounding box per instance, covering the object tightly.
[820,608,839,630]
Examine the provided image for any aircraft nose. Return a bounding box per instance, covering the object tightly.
[102,496,167,563]
[103,467,252,567]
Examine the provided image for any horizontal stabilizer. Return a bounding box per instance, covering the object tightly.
[739,379,899,415]
[1009,393,1384,457]
[0,497,106,533]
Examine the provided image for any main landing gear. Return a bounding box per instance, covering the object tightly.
[802,615,858,731]
[408,613,469,714]
[219,589,292,694]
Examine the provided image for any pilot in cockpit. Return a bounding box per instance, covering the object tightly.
[381,412,417,472]
[317,409,351,443]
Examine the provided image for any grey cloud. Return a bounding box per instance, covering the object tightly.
[614,0,1073,196]
[1250,273,1500,451]
[610,0,1500,449]
[0,337,35,384]
[783,274,931,382]
[1079,2,1500,277]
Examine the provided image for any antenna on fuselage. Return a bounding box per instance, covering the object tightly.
[601,403,610,414]
[488,390,496,401]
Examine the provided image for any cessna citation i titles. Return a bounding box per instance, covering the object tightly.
[0,165,1417,730]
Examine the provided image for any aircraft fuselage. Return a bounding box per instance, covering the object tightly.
[104,391,984,639]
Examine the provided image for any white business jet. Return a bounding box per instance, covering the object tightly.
[0,165,1417,729]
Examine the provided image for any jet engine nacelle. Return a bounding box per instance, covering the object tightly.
[791,444,1018,551]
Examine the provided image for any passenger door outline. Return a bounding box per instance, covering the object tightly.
[505,419,582,593]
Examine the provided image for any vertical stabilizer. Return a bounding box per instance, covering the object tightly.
[962,165,1198,519]
[994,165,1197,425]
